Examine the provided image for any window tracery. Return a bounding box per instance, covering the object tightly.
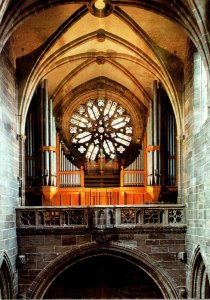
[70,99,133,162]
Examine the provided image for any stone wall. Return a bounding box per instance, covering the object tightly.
[184,39,210,295]
[0,42,19,297]
[17,227,186,298]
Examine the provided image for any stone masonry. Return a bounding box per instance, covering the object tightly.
[17,224,186,298]
[0,42,19,297]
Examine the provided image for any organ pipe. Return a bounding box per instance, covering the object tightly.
[49,98,52,185]
[43,80,49,186]
[153,80,158,146]
[39,80,57,186]
[124,151,144,186]
[147,102,153,185]
[52,116,56,186]
[40,85,45,185]
[147,80,162,185]
[158,89,161,183]
[44,80,49,147]
[59,143,81,187]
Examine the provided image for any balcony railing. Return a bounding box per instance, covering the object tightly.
[16,205,185,229]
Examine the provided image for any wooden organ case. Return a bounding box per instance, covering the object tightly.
[25,80,177,206]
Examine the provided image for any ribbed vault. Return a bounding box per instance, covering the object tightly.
[1,0,209,147]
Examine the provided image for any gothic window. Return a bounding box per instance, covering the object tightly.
[70,99,133,161]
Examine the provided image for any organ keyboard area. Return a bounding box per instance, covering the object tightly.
[25,80,177,206]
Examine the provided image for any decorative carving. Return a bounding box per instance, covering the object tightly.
[121,209,135,224]
[17,255,27,267]
[96,55,105,64]
[17,205,185,228]
[97,29,106,42]
[69,210,84,225]
[20,211,35,226]
[144,209,163,224]
[178,287,187,299]
[168,209,183,223]
[93,230,113,244]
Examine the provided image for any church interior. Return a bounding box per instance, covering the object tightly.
[0,0,210,298]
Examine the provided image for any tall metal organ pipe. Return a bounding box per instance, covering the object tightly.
[124,151,144,186]
[40,84,45,185]
[59,143,80,187]
[40,80,57,186]
[147,80,161,186]
[43,79,49,186]
[147,101,153,185]
[52,116,56,186]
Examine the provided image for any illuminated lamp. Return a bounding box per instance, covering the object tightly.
[88,0,113,17]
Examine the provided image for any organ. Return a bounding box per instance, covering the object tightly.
[25,80,177,206]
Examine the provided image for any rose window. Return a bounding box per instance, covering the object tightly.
[70,99,133,161]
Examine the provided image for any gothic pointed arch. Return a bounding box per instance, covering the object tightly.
[54,76,147,168]
[0,252,14,299]
[189,245,210,298]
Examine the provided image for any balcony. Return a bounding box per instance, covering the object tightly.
[16,204,186,231]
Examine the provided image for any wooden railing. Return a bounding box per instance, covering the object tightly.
[16,205,185,229]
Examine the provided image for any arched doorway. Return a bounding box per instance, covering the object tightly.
[27,243,178,299]
[43,254,164,299]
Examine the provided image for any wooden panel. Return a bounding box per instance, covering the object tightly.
[40,186,158,206]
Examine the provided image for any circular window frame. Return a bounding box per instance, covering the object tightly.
[70,98,134,163]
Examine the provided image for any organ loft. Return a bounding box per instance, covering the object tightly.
[25,79,177,207]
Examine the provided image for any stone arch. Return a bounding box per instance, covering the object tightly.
[55,76,147,158]
[27,242,179,299]
[18,21,183,137]
[189,245,210,298]
[0,252,14,299]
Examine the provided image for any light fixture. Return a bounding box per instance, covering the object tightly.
[88,0,113,18]
[94,0,105,10]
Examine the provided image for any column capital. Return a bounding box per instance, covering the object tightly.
[17,134,26,141]
[146,145,160,152]
[176,135,185,141]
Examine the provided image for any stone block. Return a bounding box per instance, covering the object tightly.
[76,235,92,245]
[151,246,169,253]
[44,235,61,245]
[35,246,55,253]
[62,236,76,245]
[149,233,166,239]
[29,235,45,245]
[146,239,160,245]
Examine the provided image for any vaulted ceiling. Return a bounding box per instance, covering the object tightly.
[4,0,192,145]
